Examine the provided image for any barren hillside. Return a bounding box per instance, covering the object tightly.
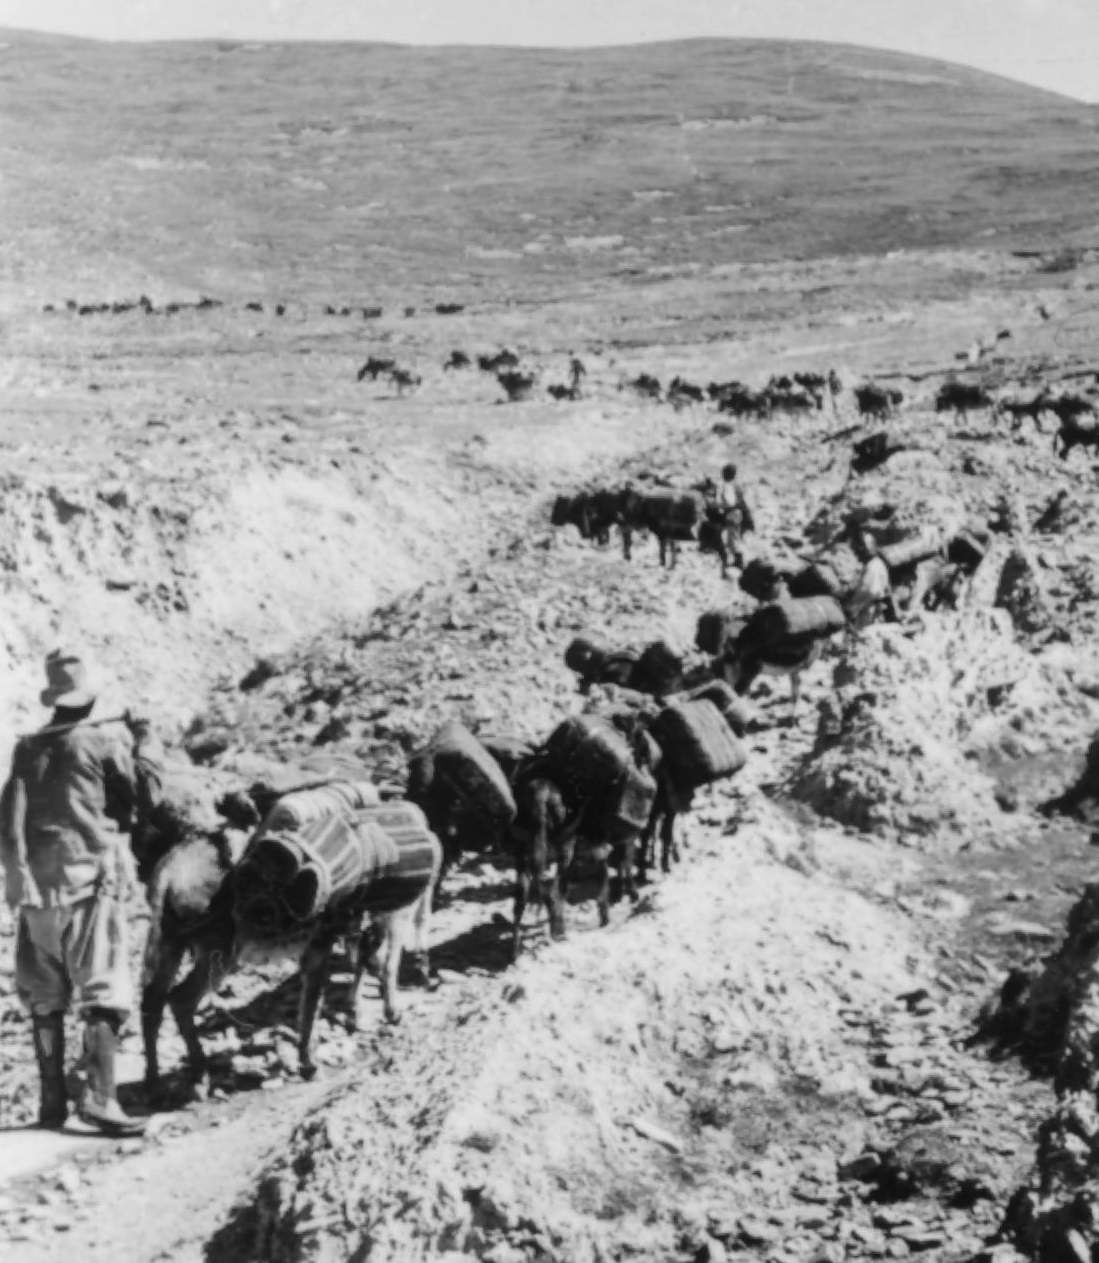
[3,30,1099,308]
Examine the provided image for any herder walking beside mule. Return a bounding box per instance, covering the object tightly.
[0,651,163,1135]
[703,463,754,578]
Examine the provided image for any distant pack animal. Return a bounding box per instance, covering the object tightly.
[565,637,684,700]
[621,490,701,567]
[435,302,464,315]
[356,356,396,382]
[497,370,535,402]
[763,384,815,415]
[854,383,903,420]
[623,373,662,401]
[550,487,628,548]
[1046,394,1095,426]
[714,384,769,418]
[547,383,580,401]
[935,381,994,419]
[389,367,422,395]
[792,371,832,409]
[718,597,847,714]
[667,377,705,407]
[361,306,384,319]
[478,349,520,373]
[850,431,908,475]
[996,395,1048,430]
[139,787,441,1095]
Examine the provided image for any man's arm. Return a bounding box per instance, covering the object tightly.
[128,715,165,822]
[0,746,41,909]
[103,719,164,833]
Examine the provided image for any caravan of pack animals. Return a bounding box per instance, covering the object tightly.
[10,304,1099,1179]
[13,28,1099,1263]
[44,345,1099,1086]
[7,300,1099,1257]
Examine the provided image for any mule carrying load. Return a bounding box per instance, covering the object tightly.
[232,779,438,941]
[695,608,743,656]
[751,594,848,642]
[564,635,638,694]
[650,698,748,797]
[406,721,517,850]
[680,679,751,738]
[878,534,942,577]
[541,715,656,835]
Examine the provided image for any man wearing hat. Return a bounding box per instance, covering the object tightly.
[710,462,754,576]
[0,650,164,1135]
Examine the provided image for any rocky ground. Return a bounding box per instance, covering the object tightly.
[2,238,1099,1263]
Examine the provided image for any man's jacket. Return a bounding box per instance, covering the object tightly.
[0,719,163,908]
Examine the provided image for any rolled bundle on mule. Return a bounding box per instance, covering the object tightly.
[244,753,378,820]
[681,679,751,737]
[541,715,654,833]
[233,799,439,940]
[601,649,640,683]
[264,779,380,831]
[344,802,440,913]
[739,557,784,601]
[565,635,606,675]
[752,595,847,642]
[788,559,848,599]
[407,721,516,830]
[695,609,741,656]
[569,645,638,692]
[878,535,941,575]
[234,785,382,937]
[632,639,684,697]
[650,699,748,795]
[478,734,536,784]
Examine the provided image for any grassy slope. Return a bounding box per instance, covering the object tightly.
[2,31,1098,306]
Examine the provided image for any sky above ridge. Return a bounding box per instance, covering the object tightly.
[2,0,1098,103]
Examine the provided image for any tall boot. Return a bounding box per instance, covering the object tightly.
[78,1013,146,1137]
[31,1013,68,1129]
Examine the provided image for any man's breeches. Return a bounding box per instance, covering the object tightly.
[15,895,134,1019]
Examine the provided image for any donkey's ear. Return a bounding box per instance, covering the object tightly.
[215,790,261,830]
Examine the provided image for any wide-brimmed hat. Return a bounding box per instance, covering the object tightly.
[40,650,96,708]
